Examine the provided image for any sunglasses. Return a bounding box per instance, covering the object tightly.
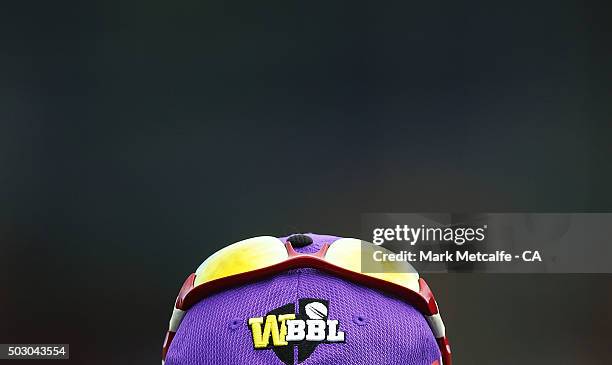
[162,236,451,365]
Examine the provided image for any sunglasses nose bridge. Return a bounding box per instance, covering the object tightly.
[284,242,330,258]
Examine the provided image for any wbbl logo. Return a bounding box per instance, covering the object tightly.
[247,299,345,364]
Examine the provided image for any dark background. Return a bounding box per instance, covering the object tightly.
[1,1,611,364]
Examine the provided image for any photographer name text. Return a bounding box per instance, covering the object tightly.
[373,250,542,263]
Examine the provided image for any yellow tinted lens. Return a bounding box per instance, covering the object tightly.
[194,236,288,287]
[325,238,420,292]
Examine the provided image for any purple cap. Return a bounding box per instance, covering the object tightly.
[164,233,441,365]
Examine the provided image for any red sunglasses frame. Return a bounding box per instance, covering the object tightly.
[163,242,452,365]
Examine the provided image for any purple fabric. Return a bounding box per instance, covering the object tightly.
[165,233,441,365]
[278,233,341,254]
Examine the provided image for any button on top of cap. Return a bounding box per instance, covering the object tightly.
[287,234,313,247]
